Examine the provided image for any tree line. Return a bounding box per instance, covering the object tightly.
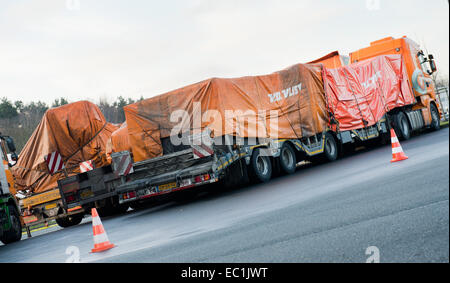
[0,96,143,153]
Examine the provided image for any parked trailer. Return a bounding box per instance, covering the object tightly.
[57,61,332,212]
[11,101,119,230]
[57,36,441,220]
[58,129,347,212]
[59,117,395,212]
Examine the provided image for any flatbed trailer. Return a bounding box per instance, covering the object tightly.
[57,119,390,213]
[113,121,394,206]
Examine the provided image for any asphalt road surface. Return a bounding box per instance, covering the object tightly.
[1,128,448,263]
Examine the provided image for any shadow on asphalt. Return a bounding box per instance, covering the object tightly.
[116,137,391,219]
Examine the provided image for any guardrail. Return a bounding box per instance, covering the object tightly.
[436,86,449,122]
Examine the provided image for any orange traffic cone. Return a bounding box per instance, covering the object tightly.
[390,128,408,163]
[90,208,115,253]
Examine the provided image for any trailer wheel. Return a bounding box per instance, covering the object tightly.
[0,204,22,244]
[56,213,83,228]
[394,112,411,140]
[430,103,440,131]
[322,132,338,162]
[279,143,297,175]
[248,148,272,183]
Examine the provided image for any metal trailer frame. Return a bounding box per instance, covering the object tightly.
[18,188,85,230]
[57,115,392,212]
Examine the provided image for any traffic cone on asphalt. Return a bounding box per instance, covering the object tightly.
[390,128,408,163]
[90,208,115,253]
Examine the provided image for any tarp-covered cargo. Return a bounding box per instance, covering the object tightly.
[308,51,346,69]
[12,101,118,194]
[323,54,415,131]
[107,122,131,155]
[124,63,329,162]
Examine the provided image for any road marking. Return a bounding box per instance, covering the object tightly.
[22,224,58,235]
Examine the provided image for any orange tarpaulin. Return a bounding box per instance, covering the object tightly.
[124,63,329,162]
[107,122,131,155]
[308,51,346,69]
[12,101,118,194]
[323,54,415,131]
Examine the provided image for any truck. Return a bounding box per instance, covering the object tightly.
[56,36,441,221]
[0,134,22,244]
[349,36,441,139]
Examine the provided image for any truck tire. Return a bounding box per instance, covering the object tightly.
[323,132,338,162]
[56,213,83,228]
[279,143,297,175]
[394,112,411,140]
[248,148,272,183]
[0,204,22,244]
[430,103,440,131]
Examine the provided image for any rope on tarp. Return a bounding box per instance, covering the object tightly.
[342,68,370,136]
[357,73,377,128]
[14,121,111,192]
[63,121,109,163]
[322,65,341,132]
[372,61,392,127]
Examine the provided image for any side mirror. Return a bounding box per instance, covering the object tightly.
[8,152,18,167]
[428,54,437,73]
[5,137,16,153]
[10,152,18,162]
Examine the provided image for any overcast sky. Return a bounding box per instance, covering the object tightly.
[1,0,448,105]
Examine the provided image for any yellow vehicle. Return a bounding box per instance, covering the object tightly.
[18,186,84,230]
